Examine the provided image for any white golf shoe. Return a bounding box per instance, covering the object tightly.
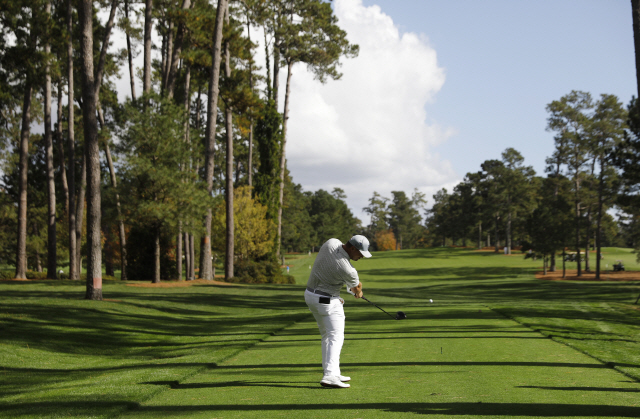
[338,375,351,382]
[320,375,350,388]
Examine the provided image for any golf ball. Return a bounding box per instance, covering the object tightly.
[430,299,434,303]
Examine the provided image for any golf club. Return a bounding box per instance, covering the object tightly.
[361,295,407,320]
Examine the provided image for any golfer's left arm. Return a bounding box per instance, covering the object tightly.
[349,282,363,298]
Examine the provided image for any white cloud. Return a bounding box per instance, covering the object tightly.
[282,0,458,221]
[106,0,459,223]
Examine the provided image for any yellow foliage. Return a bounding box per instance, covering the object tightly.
[213,186,275,259]
[375,229,396,251]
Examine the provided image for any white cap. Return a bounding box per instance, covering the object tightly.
[349,235,372,258]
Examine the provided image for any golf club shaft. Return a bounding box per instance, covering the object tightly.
[361,296,396,319]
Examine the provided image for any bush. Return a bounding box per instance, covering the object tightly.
[26,271,48,280]
[231,258,296,284]
[0,270,13,280]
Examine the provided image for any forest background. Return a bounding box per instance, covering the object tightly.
[3,0,640,300]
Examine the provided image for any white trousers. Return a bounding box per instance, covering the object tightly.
[304,290,345,376]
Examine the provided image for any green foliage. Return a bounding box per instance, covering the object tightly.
[212,185,275,260]
[616,97,640,260]
[254,99,282,221]
[117,93,210,231]
[281,172,314,253]
[308,188,360,246]
[230,257,295,284]
[525,175,573,257]
[388,189,426,249]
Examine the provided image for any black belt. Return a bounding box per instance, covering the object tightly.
[306,287,335,297]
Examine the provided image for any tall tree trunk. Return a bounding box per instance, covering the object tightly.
[177,223,183,280]
[44,1,57,278]
[201,0,228,280]
[125,0,136,101]
[104,225,114,276]
[97,106,127,281]
[506,211,512,255]
[596,164,605,279]
[161,20,174,94]
[585,208,592,272]
[95,0,118,101]
[15,82,32,279]
[477,221,482,249]
[264,30,272,100]
[56,83,69,216]
[247,15,254,188]
[550,252,556,272]
[575,185,582,277]
[190,232,195,280]
[35,224,42,272]
[493,215,499,253]
[153,225,161,283]
[67,0,78,281]
[276,60,293,256]
[184,230,190,280]
[167,0,192,98]
[79,0,102,300]
[224,3,234,280]
[177,65,191,280]
[632,0,640,99]
[143,0,153,95]
[273,45,280,110]
[225,105,234,279]
[76,152,86,275]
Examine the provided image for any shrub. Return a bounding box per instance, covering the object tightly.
[231,258,296,284]
[0,270,13,280]
[26,271,48,280]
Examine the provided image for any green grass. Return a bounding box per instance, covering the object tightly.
[1,247,640,418]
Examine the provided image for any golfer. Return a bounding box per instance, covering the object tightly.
[305,235,371,388]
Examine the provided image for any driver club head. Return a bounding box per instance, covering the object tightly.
[395,311,407,320]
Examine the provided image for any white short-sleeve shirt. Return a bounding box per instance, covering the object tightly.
[306,238,360,296]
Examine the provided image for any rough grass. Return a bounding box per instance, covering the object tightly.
[1,247,639,418]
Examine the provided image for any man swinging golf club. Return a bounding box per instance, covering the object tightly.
[305,235,371,388]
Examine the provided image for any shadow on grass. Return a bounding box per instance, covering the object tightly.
[143,380,323,390]
[2,400,638,417]
[518,386,640,392]
[126,402,640,417]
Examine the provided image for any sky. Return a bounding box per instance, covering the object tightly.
[104,0,637,225]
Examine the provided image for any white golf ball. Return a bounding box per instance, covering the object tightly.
[430,299,434,303]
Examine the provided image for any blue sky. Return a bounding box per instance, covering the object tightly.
[360,0,636,178]
[106,0,636,222]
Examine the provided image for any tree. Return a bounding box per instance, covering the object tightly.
[388,190,426,249]
[363,192,390,249]
[525,175,573,275]
[201,0,228,280]
[500,148,536,254]
[591,94,626,278]
[281,171,314,253]
[308,189,360,246]
[212,186,275,261]
[271,0,359,256]
[117,94,209,282]
[426,188,452,246]
[254,99,282,221]
[77,0,103,299]
[546,91,594,276]
[615,98,640,265]
[1,0,48,278]
[632,0,640,99]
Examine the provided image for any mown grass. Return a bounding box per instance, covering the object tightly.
[1,247,639,418]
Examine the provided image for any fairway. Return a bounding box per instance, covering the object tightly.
[2,248,640,418]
